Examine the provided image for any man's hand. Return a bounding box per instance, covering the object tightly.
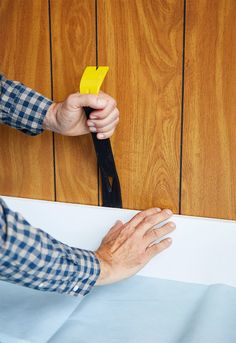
[95,208,175,285]
[43,91,119,139]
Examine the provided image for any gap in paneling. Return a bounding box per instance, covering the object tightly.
[48,0,57,202]
[95,0,100,206]
[178,0,187,214]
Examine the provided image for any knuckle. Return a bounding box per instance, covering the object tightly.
[108,98,116,109]
[125,225,133,235]
[132,211,145,223]
[99,126,106,133]
[111,99,117,108]
[152,229,160,239]
[138,212,146,221]
[143,217,151,225]
[123,223,132,233]
[110,118,119,128]
[67,94,76,103]
[167,222,175,230]
[123,223,129,230]
[113,109,119,119]
[163,209,172,217]
[104,128,115,136]
[143,216,155,226]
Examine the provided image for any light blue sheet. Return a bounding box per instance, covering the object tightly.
[1,276,236,343]
[0,281,82,343]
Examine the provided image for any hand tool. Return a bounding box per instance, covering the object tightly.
[80,66,122,208]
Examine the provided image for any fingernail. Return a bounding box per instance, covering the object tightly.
[169,222,176,228]
[156,208,161,212]
[90,115,97,119]
[90,127,97,132]
[167,238,172,243]
[164,209,172,215]
[87,121,95,127]
[97,133,105,139]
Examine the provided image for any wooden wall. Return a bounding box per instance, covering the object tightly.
[182,0,236,220]
[0,0,54,200]
[0,0,235,220]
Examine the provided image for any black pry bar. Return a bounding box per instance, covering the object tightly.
[84,107,122,208]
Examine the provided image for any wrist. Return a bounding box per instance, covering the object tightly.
[43,102,61,132]
[95,252,112,286]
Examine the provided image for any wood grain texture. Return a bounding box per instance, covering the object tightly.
[98,0,183,211]
[0,0,54,200]
[51,0,98,205]
[182,0,236,219]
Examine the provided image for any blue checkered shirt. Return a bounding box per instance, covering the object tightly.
[0,74,100,296]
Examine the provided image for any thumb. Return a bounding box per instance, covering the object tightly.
[108,220,124,236]
[67,93,107,109]
[102,220,124,244]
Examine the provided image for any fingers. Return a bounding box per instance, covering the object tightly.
[97,128,116,139]
[87,105,119,139]
[87,108,119,129]
[95,207,175,286]
[127,208,162,228]
[68,93,107,110]
[146,238,173,260]
[128,208,172,232]
[66,92,119,140]
[135,209,173,236]
[88,114,119,139]
[89,96,117,120]
[89,91,117,119]
[86,92,119,139]
[143,221,176,244]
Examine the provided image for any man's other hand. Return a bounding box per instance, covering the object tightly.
[43,91,119,139]
[95,208,176,285]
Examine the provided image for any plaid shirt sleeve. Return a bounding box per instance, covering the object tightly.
[0,197,100,296]
[0,74,52,135]
[0,75,101,296]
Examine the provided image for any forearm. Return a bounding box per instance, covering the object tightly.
[0,74,52,135]
[0,198,100,296]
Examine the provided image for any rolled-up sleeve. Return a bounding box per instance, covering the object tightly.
[0,74,52,135]
[0,198,100,296]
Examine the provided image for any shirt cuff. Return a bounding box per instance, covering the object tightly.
[63,250,101,296]
[30,249,101,297]
[0,74,53,136]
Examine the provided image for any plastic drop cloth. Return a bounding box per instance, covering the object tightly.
[1,275,236,343]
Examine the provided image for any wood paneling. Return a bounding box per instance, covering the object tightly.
[182,0,236,219]
[0,0,54,200]
[98,0,183,211]
[51,0,98,205]
[2,0,235,220]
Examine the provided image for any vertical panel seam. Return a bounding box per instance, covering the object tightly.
[95,0,100,206]
[95,0,99,69]
[48,0,57,202]
[178,0,187,214]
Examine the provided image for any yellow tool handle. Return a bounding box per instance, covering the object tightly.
[80,66,109,95]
